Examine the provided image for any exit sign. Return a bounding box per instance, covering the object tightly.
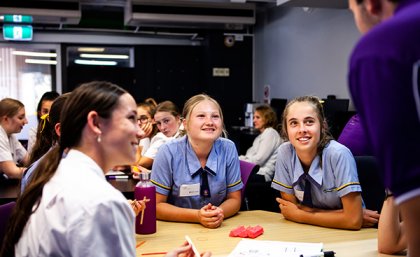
[3,15,33,23]
[3,25,33,41]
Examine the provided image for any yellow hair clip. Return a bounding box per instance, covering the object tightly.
[40,114,49,133]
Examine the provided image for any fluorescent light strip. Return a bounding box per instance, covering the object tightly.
[25,59,57,65]
[75,59,117,66]
[12,51,57,58]
[77,47,105,52]
[80,53,129,59]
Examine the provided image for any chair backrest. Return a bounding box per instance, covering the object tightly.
[354,156,385,212]
[0,201,16,247]
[239,160,259,198]
[270,98,287,123]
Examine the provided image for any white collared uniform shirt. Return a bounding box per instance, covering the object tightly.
[239,127,283,182]
[0,125,27,177]
[15,149,135,257]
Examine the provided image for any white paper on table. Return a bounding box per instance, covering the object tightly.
[105,170,126,176]
[227,239,323,257]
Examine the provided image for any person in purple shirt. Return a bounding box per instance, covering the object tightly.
[337,114,372,156]
[348,0,420,255]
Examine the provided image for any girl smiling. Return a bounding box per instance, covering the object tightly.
[151,94,242,228]
[272,96,378,230]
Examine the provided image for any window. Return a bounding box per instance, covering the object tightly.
[0,43,61,140]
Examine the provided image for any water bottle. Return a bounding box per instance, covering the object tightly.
[134,171,156,234]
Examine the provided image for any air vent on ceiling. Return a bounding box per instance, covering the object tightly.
[125,0,255,30]
[0,1,81,25]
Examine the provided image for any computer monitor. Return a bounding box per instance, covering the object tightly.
[321,98,350,138]
[270,98,287,123]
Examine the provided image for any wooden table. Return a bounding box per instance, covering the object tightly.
[135,210,392,257]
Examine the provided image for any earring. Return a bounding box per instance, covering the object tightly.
[97,135,101,143]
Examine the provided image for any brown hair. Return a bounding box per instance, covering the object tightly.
[154,100,180,119]
[255,104,278,130]
[0,98,24,118]
[137,98,158,138]
[28,93,70,165]
[281,95,333,157]
[1,81,127,256]
[35,91,59,122]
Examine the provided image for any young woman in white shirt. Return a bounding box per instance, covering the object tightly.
[1,81,208,257]
[0,98,29,179]
[239,104,283,211]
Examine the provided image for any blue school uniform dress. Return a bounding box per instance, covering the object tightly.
[271,141,361,209]
[151,136,243,209]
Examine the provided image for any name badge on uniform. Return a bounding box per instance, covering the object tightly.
[294,188,304,202]
[180,183,200,197]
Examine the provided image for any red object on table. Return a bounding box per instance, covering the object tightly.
[229,225,264,238]
[229,225,247,237]
[247,225,264,238]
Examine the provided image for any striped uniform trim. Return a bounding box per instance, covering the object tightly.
[272,179,293,189]
[335,182,360,192]
[151,180,171,190]
[228,179,242,188]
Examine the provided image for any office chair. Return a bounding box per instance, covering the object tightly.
[239,160,260,211]
[270,98,287,123]
[322,98,350,138]
[354,156,385,212]
[0,201,16,247]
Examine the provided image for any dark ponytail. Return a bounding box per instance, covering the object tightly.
[28,94,69,165]
[1,146,64,256]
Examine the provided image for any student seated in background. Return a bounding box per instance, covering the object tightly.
[239,104,283,211]
[151,94,242,229]
[378,189,407,255]
[136,100,183,169]
[113,98,159,173]
[2,81,187,257]
[21,93,70,192]
[27,91,59,155]
[137,98,158,156]
[0,98,29,179]
[272,96,379,230]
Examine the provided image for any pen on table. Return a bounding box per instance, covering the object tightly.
[185,235,200,257]
[107,175,129,179]
[136,240,146,248]
[300,251,335,257]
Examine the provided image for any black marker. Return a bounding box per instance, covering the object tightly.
[300,251,335,257]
